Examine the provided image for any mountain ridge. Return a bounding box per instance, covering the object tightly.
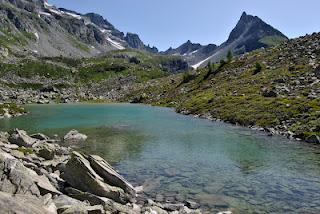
[0,0,158,57]
[165,12,288,68]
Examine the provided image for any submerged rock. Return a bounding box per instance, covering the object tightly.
[63,130,87,143]
[306,135,320,144]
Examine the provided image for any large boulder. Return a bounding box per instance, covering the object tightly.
[8,129,37,147]
[63,130,88,143]
[63,152,131,204]
[0,192,57,214]
[88,155,136,196]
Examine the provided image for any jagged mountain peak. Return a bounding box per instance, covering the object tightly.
[190,12,288,68]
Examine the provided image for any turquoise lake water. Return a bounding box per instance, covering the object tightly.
[0,103,319,213]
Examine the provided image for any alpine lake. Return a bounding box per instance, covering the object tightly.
[1,103,319,214]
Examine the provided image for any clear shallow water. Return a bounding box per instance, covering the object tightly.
[1,103,320,213]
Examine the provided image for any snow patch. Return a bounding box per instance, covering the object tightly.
[106,37,124,50]
[44,1,53,8]
[34,32,39,40]
[191,55,212,69]
[64,12,82,20]
[190,49,199,55]
[39,11,52,17]
[49,8,63,15]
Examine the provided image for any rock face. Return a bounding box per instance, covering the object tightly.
[8,129,36,147]
[63,130,88,143]
[63,152,130,204]
[125,33,158,53]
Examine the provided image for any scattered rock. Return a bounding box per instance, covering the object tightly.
[63,130,87,143]
[184,200,200,209]
[261,88,277,97]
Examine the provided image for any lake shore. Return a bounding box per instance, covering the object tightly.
[0,128,204,214]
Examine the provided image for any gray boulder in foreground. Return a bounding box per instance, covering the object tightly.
[63,152,131,204]
[8,129,37,147]
[63,130,88,143]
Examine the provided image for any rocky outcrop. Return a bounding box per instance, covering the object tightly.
[125,33,158,53]
[0,129,203,213]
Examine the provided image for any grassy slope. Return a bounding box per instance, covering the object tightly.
[122,34,320,140]
[0,49,186,85]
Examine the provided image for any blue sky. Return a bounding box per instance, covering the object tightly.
[49,0,319,51]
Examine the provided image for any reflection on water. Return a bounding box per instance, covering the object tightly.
[0,103,320,213]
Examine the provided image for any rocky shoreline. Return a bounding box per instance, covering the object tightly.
[0,129,204,214]
[177,109,320,144]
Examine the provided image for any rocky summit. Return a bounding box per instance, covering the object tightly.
[0,129,203,214]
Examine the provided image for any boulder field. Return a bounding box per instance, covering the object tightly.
[0,129,203,214]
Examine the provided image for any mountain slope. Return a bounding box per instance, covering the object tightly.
[0,0,155,57]
[121,32,320,143]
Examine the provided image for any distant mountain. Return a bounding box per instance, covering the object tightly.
[166,12,288,68]
[0,0,156,57]
[124,33,158,53]
[163,40,217,65]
